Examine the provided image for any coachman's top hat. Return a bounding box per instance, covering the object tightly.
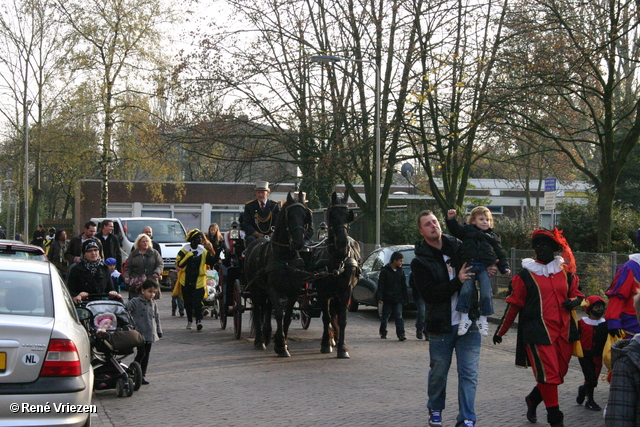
[255,181,270,192]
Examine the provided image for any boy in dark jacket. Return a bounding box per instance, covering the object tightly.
[446,207,510,337]
[377,251,408,341]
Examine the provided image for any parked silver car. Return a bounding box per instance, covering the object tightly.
[349,245,416,312]
[0,259,94,426]
[0,240,47,261]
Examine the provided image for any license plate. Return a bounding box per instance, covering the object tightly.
[0,352,5,372]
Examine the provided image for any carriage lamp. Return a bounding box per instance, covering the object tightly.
[318,222,328,240]
[229,221,240,240]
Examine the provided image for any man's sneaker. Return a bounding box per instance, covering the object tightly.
[457,320,473,336]
[399,336,407,341]
[186,322,192,330]
[428,409,442,427]
[416,330,424,340]
[456,421,474,427]
[197,323,203,331]
[478,321,489,336]
[380,334,387,339]
[585,399,601,411]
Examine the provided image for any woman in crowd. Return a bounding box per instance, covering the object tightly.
[124,233,164,300]
[49,229,69,279]
[67,240,120,303]
[205,223,224,265]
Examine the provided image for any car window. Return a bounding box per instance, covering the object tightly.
[401,249,416,266]
[0,271,52,317]
[372,251,386,271]
[123,220,187,243]
[362,249,381,272]
[55,269,79,321]
[0,249,45,261]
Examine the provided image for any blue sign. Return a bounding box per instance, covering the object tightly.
[544,177,556,192]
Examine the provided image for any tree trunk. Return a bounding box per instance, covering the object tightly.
[596,183,615,252]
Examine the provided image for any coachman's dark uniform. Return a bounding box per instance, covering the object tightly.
[241,199,280,244]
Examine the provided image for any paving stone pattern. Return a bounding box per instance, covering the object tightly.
[89,297,606,427]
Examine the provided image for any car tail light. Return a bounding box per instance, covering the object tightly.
[40,339,81,377]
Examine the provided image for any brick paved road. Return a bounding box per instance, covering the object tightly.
[89,297,607,427]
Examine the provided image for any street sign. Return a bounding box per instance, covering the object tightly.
[544,191,556,211]
[544,177,557,192]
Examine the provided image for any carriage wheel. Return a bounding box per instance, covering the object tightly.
[128,361,143,391]
[300,299,312,330]
[233,279,243,340]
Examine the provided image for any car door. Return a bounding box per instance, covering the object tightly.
[353,249,386,306]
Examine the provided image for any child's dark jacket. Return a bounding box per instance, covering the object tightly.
[445,218,509,274]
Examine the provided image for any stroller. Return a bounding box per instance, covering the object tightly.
[82,299,144,397]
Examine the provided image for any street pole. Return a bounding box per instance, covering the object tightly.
[23,100,31,243]
[310,55,381,248]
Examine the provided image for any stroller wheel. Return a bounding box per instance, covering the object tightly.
[125,378,134,397]
[129,361,143,391]
[116,378,125,397]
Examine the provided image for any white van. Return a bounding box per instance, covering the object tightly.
[91,217,188,283]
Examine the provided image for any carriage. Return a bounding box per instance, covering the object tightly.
[216,215,323,339]
[216,191,361,358]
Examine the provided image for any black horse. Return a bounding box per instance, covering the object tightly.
[312,192,361,358]
[243,191,311,357]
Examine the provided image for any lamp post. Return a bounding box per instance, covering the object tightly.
[23,100,31,243]
[3,180,13,239]
[310,54,381,248]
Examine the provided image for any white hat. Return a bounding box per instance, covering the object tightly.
[255,181,270,192]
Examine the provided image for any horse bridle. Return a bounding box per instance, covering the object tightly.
[281,201,308,248]
[326,204,350,250]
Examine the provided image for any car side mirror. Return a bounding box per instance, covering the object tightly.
[76,307,92,321]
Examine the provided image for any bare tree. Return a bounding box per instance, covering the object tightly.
[495,0,640,251]
[56,0,178,216]
[404,0,509,216]
[0,0,72,234]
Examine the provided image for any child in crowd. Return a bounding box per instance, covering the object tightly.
[105,257,125,294]
[605,293,640,426]
[446,207,510,336]
[576,295,607,411]
[377,251,408,341]
[94,312,116,332]
[126,279,162,385]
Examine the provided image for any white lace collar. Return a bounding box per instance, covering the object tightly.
[521,256,564,277]
[629,254,640,264]
[182,243,204,255]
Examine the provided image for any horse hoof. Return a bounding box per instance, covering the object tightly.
[276,348,291,357]
[321,346,333,354]
[275,346,290,357]
[255,343,266,351]
[337,350,350,359]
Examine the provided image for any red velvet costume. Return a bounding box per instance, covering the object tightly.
[605,254,640,335]
[496,259,583,400]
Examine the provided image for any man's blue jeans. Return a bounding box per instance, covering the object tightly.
[427,326,481,424]
[456,264,494,316]
[379,302,405,338]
